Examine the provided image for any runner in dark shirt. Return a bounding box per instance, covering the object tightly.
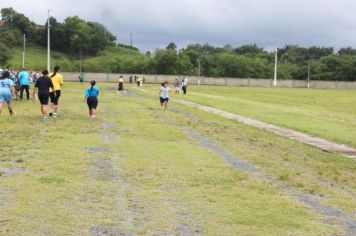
[32,70,55,121]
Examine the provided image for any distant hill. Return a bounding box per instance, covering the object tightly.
[9,43,146,73]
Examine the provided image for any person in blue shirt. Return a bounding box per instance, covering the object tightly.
[0,71,16,116]
[85,80,100,120]
[18,68,30,100]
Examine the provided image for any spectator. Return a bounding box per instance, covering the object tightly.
[18,68,31,100]
[182,76,188,95]
[0,70,16,116]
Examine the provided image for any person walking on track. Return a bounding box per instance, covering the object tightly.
[32,70,55,121]
[49,66,64,118]
[85,80,100,120]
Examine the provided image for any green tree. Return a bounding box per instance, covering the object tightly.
[166,42,177,51]
[0,42,12,65]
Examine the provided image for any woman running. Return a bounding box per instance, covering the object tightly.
[85,80,100,120]
[32,70,55,121]
[49,65,64,118]
[159,81,170,112]
[0,71,16,116]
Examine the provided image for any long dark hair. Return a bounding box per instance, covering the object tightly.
[51,66,60,78]
[90,80,96,91]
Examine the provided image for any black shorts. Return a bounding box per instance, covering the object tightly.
[160,97,169,104]
[118,83,124,91]
[50,90,61,105]
[87,96,98,109]
[38,94,50,105]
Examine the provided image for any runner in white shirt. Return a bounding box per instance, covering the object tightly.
[182,76,188,95]
[159,81,171,112]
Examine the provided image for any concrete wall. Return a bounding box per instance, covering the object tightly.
[62,72,356,89]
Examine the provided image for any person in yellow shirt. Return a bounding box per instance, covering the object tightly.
[117,76,124,93]
[49,66,64,118]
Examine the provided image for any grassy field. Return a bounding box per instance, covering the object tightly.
[167,85,356,148]
[0,83,355,235]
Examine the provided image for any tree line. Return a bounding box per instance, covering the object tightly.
[1,7,356,81]
[0,8,116,58]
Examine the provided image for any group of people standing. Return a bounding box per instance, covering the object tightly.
[0,66,64,121]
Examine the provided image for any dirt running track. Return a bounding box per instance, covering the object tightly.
[174,98,356,159]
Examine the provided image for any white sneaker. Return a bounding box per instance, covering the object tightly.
[52,113,57,118]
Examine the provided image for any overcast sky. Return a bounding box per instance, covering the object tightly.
[1,0,356,52]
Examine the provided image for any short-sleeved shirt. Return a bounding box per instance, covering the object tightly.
[85,86,100,98]
[0,78,14,93]
[35,76,54,96]
[182,78,188,86]
[160,86,170,98]
[18,71,30,86]
[0,78,14,102]
[50,73,64,92]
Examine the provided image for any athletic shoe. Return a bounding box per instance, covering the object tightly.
[52,113,57,118]
[42,116,48,121]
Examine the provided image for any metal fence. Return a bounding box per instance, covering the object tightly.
[62,72,356,89]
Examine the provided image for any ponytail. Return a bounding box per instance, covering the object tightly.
[51,66,60,78]
[90,80,96,91]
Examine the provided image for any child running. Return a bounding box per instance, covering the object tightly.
[85,80,100,120]
[32,70,55,121]
[0,71,16,116]
[49,65,64,118]
[159,81,171,112]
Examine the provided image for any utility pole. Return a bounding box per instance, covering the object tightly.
[80,55,83,74]
[47,9,51,72]
[130,33,133,47]
[273,49,278,87]
[307,62,311,88]
[22,34,26,68]
[197,57,201,85]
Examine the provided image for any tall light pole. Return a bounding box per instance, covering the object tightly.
[307,62,311,88]
[130,33,133,47]
[197,56,201,85]
[47,9,52,72]
[22,34,26,68]
[273,49,278,87]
